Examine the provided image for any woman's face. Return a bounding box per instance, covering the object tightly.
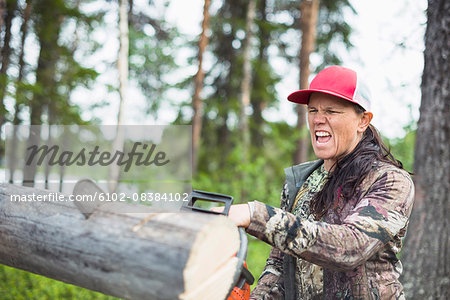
[307,92,372,171]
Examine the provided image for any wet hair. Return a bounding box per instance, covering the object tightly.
[310,103,405,220]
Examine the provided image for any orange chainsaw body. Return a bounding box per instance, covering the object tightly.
[228,282,251,300]
[227,262,253,300]
[227,261,252,300]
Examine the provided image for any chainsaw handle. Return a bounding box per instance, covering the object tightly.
[181,189,233,216]
[226,227,254,298]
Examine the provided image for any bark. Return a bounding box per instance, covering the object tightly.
[108,0,129,193]
[0,184,240,300]
[400,0,450,299]
[192,0,211,176]
[293,0,319,164]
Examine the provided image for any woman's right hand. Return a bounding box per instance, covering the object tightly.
[211,204,251,228]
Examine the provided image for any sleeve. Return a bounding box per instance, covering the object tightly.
[249,247,285,300]
[248,183,290,300]
[246,168,414,272]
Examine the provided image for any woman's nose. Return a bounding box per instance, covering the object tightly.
[312,112,326,124]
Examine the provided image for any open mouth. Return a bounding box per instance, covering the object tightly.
[315,131,331,144]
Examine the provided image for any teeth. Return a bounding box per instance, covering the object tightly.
[316,131,330,137]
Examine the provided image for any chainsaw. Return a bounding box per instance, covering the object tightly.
[72,180,254,300]
[181,189,254,300]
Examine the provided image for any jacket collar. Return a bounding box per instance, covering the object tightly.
[284,160,323,212]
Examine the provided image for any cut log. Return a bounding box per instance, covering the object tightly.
[0,184,240,299]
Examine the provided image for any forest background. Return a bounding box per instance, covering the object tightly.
[0,0,441,299]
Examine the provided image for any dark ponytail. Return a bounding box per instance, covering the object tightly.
[310,111,405,220]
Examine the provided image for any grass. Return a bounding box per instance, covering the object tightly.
[246,238,272,289]
[0,265,117,300]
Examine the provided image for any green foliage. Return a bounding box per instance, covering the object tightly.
[315,0,356,69]
[194,120,299,208]
[246,238,272,290]
[128,1,180,117]
[0,265,117,300]
[383,123,416,173]
[0,0,418,297]
[0,0,102,126]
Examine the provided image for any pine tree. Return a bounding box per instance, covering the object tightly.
[401,0,449,298]
[192,0,211,175]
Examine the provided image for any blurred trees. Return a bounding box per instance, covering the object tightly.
[401,0,449,298]
[0,0,428,297]
[1,0,356,192]
[186,0,355,203]
[23,0,65,186]
[127,0,179,115]
[0,0,179,185]
[1,0,99,127]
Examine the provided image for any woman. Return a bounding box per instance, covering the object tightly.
[216,66,414,299]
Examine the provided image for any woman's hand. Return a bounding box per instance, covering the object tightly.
[211,204,251,228]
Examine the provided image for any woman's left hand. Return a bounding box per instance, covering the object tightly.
[211,204,251,228]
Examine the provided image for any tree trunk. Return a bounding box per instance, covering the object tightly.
[0,0,17,130]
[22,125,42,186]
[23,0,62,187]
[238,0,256,159]
[0,0,6,37]
[8,124,19,183]
[108,0,129,193]
[192,0,211,176]
[128,0,133,24]
[58,129,69,192]
[8,0,31,184]
[293,0,319,164]
[0,184,240,300]
[237,0,256,203]
[400,0,449,299]
[44,123,53,189]
[250,0,268,149]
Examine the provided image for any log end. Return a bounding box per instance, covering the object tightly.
[181,215,240,300]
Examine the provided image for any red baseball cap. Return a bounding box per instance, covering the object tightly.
[287,65,371,111]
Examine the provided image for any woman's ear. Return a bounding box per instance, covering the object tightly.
[358,111,373,133]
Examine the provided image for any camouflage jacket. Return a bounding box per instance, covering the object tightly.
[246,160,414,300]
